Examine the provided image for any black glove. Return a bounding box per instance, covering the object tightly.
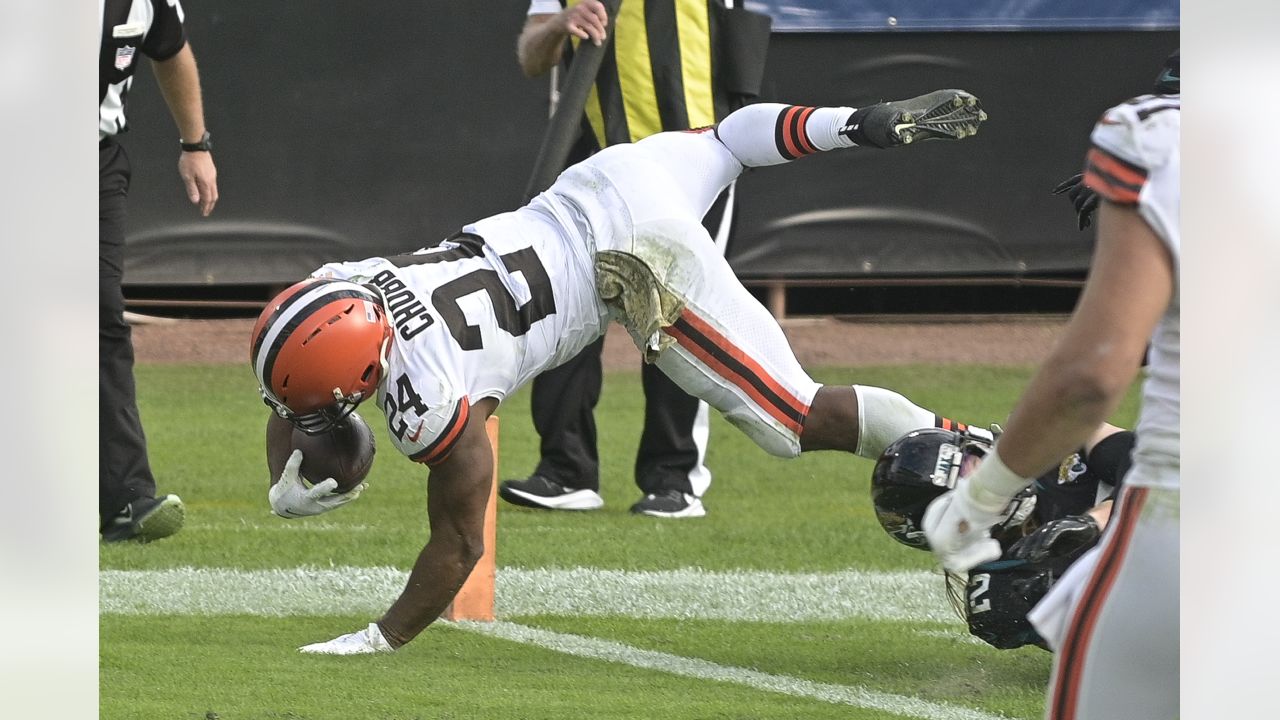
[1008,513,1100,566]
[1052,173,1100,230]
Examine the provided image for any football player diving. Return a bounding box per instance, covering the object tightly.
[250,89,989,653]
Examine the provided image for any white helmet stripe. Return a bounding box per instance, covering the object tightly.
[253,281,379,398]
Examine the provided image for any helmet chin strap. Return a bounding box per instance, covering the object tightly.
[377,332,392,382]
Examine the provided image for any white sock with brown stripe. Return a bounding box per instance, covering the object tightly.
[851,385,942,459]
[715,103,856,167]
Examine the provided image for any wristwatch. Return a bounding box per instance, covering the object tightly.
[180,130,213,152]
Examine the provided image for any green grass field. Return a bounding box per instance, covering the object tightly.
[100,363,1140,719]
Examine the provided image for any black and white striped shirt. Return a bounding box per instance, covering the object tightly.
[99,0,187,140]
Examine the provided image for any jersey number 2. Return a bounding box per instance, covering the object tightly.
[432,246,556,351]
[388,236,556,351]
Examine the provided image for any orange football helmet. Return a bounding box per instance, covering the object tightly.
[250,278,392,434]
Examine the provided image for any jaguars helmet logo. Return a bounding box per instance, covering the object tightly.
[1056,453,1087,485]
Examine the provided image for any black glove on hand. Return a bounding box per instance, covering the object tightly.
[1008,513,1101,566]
[1052,173,1100,230]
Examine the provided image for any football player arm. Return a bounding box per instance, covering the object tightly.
[517,1,609,77]
[264,413,365,518]
[376,397,498,648]
[923,202,1172,572]
[992,201,1173,483]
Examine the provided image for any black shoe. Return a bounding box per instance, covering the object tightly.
[629,490,706,519]
[101,494,186,543]
[841,89,987,148]
[498,475,604,511]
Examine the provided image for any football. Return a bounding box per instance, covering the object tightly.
[291,412,377,494]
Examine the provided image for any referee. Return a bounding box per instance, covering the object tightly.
[501,0,766,518]
[99,0,218,542]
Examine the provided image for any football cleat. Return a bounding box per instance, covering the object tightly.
[842,89,987,148]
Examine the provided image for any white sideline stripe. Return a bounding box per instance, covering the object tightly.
[456,621,1010,720]
[100,567,959,624]
[501,567,958,623]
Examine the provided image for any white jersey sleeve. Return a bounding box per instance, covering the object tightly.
[1084,93,1181,265]
[376,349,472,467]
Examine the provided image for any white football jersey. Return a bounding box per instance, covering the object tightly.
[313,199,607,464]
[1085,93,1180,483]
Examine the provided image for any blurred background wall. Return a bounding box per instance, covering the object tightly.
[119,0,1178,317]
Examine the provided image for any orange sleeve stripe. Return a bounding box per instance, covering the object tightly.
[1084,146,1146,205]
[1086,147,1147,187]
[413,397,470,466]
[1084,167,1142,205]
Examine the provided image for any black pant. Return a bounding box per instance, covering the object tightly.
[528,190,731,496]
[100,138,156,526]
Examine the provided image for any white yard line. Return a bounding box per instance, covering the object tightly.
[99,566,1005,720]
[458,621,1010,720]
[100,566,959,623]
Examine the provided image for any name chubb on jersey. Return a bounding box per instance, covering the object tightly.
[370,269,434,341]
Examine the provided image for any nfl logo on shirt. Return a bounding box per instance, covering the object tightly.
[114,45,136,71]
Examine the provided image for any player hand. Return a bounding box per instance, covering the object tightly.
[268,449,367,518]
[1051,172,1099,230]
[559,0,609,46]
[1008,514,1100,565]
[922,478,1005,573]
[177,150,218,216]
[298,622,395,655]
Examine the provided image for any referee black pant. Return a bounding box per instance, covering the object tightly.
[100,138,157,526]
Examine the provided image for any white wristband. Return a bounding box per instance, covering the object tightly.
[964,448,1032,514]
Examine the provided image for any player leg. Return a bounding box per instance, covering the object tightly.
[647,232,966,459]
[574,96,980,459]
[713,89,985,167]
[567,89,987,231]
[1038,484,1179,720]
